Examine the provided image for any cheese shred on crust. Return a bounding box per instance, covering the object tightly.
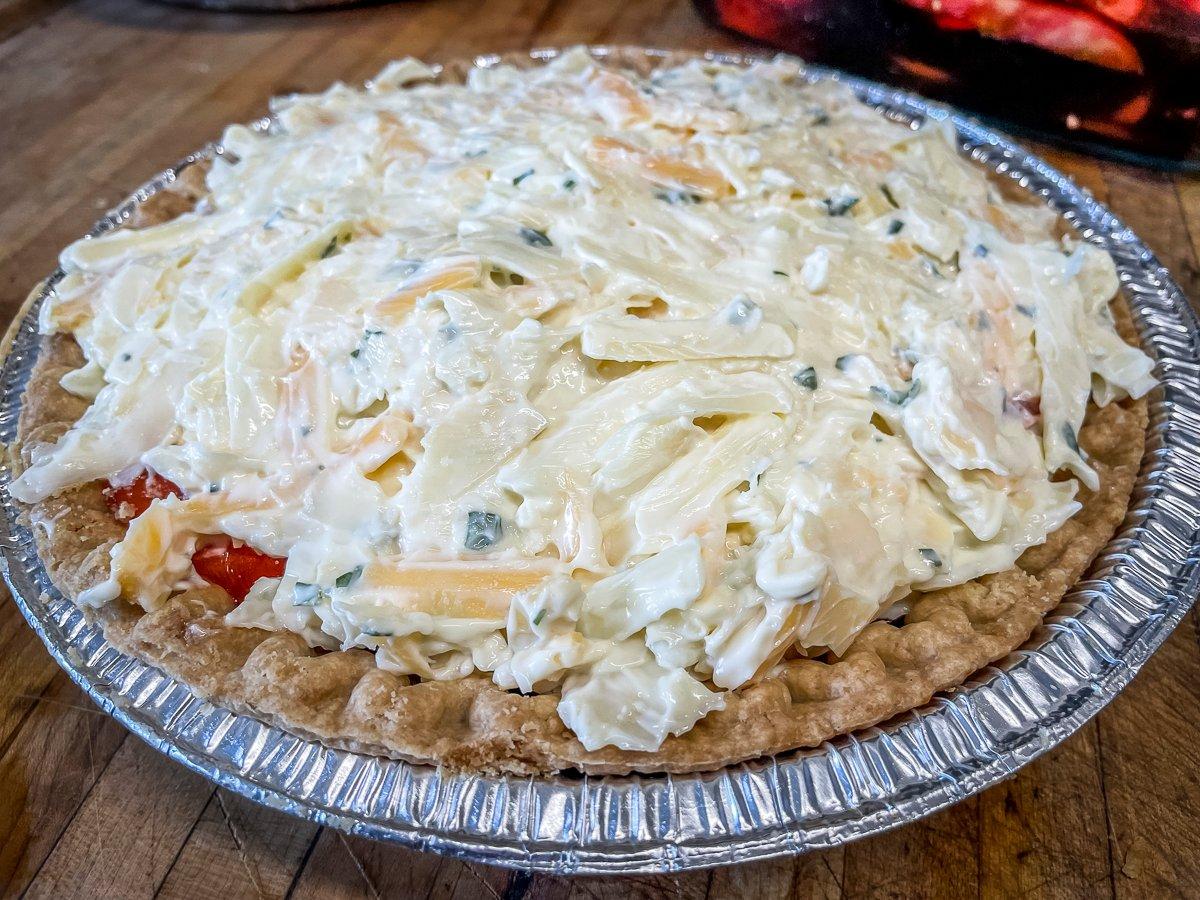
[11,49,1150,773]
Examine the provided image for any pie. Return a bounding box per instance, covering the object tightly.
[8,48,1153,775]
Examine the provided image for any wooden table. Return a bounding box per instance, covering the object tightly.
[1,0,1199,896]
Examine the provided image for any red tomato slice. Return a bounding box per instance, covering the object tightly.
[900,0,1144,73]
[103,470,184,523]
[1066,0,1145,26]
[192,540,287,604]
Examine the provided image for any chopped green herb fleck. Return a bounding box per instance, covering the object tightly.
[465,510,503,551]
[655,190,702,205]
[319,234,344,259]
[299,424,313,437]
[362,626,394,637]
[973,244,990,257]
[519,226,552,248]
[880,183,900,208]
[512,168,534,186]
[119,353,131,362]
[335,566,363,589]
[1015,303,1036,318]
[349,348,361,359]
[464,148,487,159]
[1062,422,1082,456]
[563,177,577,190]
[887,219,904,235]
[793,366,818,390]
[835,354,857,371]
[532,609,547,626]
[773,269,789,277]
[293,582,322,606]
[365,328,384,337]
[919,548,943,568]
[870,378,922,406]
[823,195,860,217]
[207,483,220,493]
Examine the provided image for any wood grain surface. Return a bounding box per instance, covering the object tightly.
[1,0,1199,896]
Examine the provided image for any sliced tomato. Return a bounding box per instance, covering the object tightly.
[1065,0,1145,26]
[714,0,805,39]
[103,470,184,523]
[900,0,1144,73]
[192,539,287,604]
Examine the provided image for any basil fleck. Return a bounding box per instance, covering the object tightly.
[320,233,348,259]
[293,582,322,606]
[793,366,818,390]
[1015,304,1036,318]
[1062,422,1082,456]
[887,219,904,235]
[465,510,503,551]
[919,548,943,568]
[532,609,547,626]
[773,269,789,277]
[871,378,922,406]
[563,177,577,190]
[973,244,990,257]
[519,226,552,248]
[335,566,364,589]
[512,168,534,186]
[823,195,860,217]
[835,354,857,371]
[880,183,900,208]
[655,190,702,205]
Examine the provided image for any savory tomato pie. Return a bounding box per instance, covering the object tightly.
[9,49,1153,774]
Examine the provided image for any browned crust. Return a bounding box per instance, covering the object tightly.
[9,159,1149,776]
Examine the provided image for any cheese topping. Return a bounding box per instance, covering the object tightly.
[12,50,1155,753]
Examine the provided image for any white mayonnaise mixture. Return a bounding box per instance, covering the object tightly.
[12,50,1156,752]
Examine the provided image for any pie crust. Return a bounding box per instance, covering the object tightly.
[11,125,1149,778]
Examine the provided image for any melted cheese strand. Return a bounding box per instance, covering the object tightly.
[13,49,1155,752]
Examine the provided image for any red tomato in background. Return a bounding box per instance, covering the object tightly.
[900,0,1145,73]
[1069,0,1146,26]
[192,539,287,603]
[103,470,184,523]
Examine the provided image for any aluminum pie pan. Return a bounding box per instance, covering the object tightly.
[2,46,1199,875]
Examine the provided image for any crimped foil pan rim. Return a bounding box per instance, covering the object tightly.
[2,46,1199,874]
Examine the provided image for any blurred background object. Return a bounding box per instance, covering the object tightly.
[695,0,1200,169]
